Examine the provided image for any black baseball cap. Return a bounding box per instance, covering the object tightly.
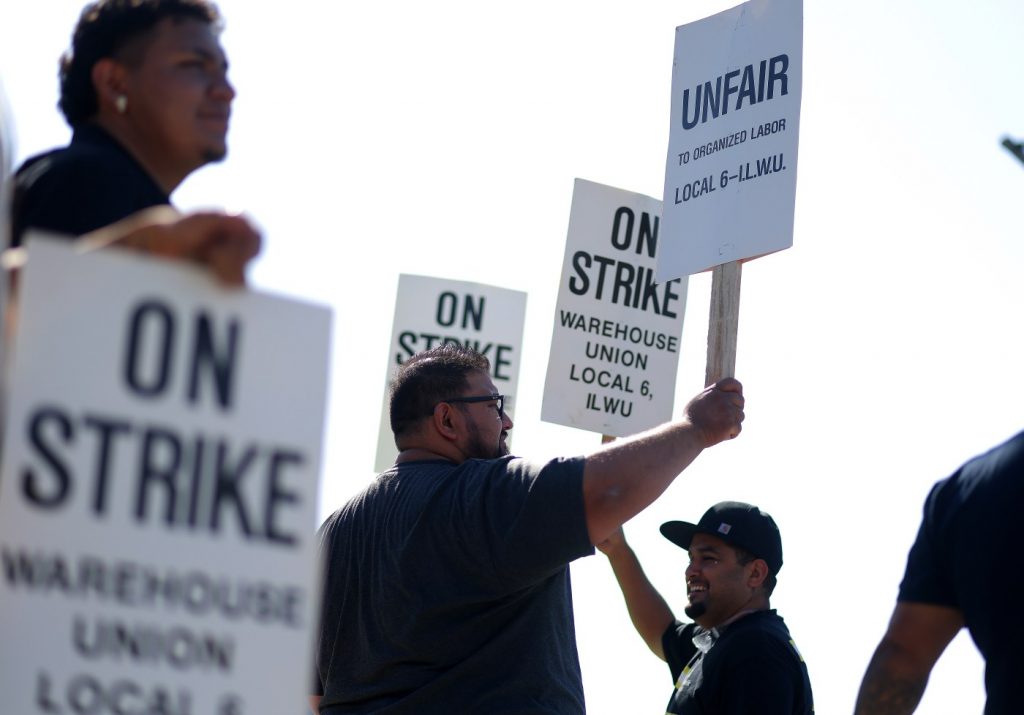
[660,501,783,574]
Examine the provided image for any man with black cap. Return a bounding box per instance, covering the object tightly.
[598,501,813,714]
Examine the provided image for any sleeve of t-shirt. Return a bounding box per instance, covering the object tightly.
[309,514,337,697]
[662,620,698,683]
[898,475,959,607]
[714,631,806,715]
[443,455,593,591]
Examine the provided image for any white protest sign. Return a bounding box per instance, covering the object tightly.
[0,235,332,715]
[658,0,803,281]
[542,179,688,437]
[374,274,527,471]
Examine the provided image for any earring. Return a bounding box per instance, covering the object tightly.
[115,95,127,114]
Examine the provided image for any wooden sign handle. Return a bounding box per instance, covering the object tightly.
[705,260,742,386]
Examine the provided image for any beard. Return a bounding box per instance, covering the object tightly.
[201,146,228,164]
[684,601,707,620]
[465,419,506,459]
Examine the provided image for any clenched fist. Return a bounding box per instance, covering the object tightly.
[683,377,744,448]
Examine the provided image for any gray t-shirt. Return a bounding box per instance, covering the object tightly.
[312,455,593,714]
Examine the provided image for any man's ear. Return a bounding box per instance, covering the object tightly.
[746,559,769,590]
[432,403,462,442]
[91,58,128,114]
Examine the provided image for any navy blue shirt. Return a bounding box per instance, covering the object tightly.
[11,124,169,247]
[899,430,1024,715]
[313,456,593,714]
[662,610,813,714]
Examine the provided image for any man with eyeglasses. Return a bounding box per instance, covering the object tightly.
[310,343,745,714]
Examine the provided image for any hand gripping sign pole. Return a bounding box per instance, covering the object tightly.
[658,0,802,387]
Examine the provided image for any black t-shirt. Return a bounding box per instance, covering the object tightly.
[11,124,169,247]
[312,456,593,714]
[899,429,1024,715]
[662,610,814,714]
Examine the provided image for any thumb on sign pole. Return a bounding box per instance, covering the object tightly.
[705,260,742,387]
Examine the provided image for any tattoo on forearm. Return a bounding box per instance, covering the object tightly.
[854,654,927,715]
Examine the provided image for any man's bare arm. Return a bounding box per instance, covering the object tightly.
[582,378,744,544]
[854,602,964,715]
[597,528,674,660]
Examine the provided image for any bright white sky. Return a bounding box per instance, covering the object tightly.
[4,1,1024,713]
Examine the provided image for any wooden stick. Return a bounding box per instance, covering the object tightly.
[705,260,742,386]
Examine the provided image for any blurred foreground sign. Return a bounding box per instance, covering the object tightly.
[374,274,527,470]
[0,235,332,715]
[542,179,687,437]
[658,0,803,280]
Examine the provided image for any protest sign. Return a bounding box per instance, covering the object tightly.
[0,235,332,715]
[658,0,803,281]
[373,274,527,471]
[542,179,687,437]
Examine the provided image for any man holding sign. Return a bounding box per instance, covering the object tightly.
[12,0,237,247]
[311,344,744,713]
[0,235,329,715]
[5,0,260,286]
[599,503,813,714]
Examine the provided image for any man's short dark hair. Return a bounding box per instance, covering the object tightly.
[389,344,490,439]
[734,545,777,597]
[58,0,222,127]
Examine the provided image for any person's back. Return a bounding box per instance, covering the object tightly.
[314,456,591,714]
[310,344,745,714]
[898,430,1024,713]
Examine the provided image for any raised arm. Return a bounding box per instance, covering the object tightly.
[597,528,674,660]
[582,378,744,544]
[854,602,964,715]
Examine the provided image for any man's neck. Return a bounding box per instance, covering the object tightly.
[395,447,456,464]
[703,604,769,632]
[90,116,189,195]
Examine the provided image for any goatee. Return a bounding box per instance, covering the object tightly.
[684,602,707,620]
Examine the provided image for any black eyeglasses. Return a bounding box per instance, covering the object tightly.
[434,393,505,417]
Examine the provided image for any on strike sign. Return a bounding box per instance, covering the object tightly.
[542,179,688,437]
[374,274,527,471]
[0,236,332,715]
